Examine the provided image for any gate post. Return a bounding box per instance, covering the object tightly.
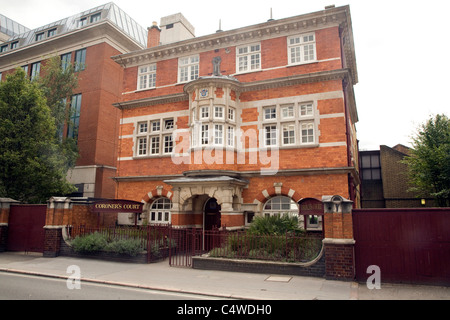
[322,195,355,281]
[0,198,19,252]
[43,197,72,257]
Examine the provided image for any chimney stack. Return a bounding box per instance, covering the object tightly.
[147,21,161,48]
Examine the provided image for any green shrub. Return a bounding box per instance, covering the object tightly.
[247,214,305,236]
[105,238,144,257]
[71,232,108,253]
[71,232,145,256]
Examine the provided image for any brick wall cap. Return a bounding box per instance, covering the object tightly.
[0,198,19,203]
[323,238,355,245]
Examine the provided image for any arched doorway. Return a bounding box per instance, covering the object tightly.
[204,198,221,230]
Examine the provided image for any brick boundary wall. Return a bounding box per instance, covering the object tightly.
[323,242,355,280]
[193,251,326,278]
[43,227,62,257]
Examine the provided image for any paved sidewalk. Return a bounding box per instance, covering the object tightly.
[0,252,448,300]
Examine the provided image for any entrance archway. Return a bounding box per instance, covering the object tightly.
[204,198,221,230]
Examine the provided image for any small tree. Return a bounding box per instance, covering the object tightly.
[37,56,79,168]
[403,114,450,207]
[0,68,76,203]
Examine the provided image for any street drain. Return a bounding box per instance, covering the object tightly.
[265,276,292,283]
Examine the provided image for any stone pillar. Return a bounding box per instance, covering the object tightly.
[43,197,72,257]
[322,195,355,281]
[0,198,19,252]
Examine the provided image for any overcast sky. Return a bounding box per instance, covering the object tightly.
[1,0,449,150]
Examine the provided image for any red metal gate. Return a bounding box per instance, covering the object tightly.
[353,208,450,286]
[7,205,46,253]
[168,228,203,267]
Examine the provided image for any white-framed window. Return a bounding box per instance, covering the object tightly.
[301,122,315,144]
[150,136,160,155]
[151,120,160,132]
[282,123,296,145]
[281,104,294,119]
[135,118,175,156]
[178,55,199,83]
[150,197,172,224]
[137,137,148,156]
[163,135,173,154]
[228,108,235,122]
[264,106,277,121]
[138,64,156,90]
[300,103,314,117]
[263,196,299,218]
[201,124,209,145]
[264,125,278,147]
[227,126,235,147]
[138,122,148,134]
[237,43,261,73]
[306,215,321,229]
[214,106,224,119]
[288,33,316,65]
[214,124,224,145]
[201,106,209,120]
[164,119,174,131]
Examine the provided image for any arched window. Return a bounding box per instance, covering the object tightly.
[149,197,172,224]
[263,196,298,218]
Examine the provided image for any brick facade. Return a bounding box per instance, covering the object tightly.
[113,6,360,235]
[0,4,146,199]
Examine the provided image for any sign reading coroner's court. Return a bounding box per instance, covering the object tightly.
[91,200,143,213]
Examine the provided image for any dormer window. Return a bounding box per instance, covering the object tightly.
[90,13,101,23]
[35,33,44,42]
[77,17,87,28]
[47,28,57,37]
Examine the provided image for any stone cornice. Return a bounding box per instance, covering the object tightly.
[113,92,188,110]
[113,166,360,184]
[111,5,357,82]
[113,69,354,110]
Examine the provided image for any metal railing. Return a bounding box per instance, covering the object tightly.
[66,225,323,266]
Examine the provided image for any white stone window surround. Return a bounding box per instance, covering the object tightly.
[149,197,173,224]
[287,32,317,66]
[137,64,157,91]
[131,113,180,158]
[236,42,262,74]
[178,54,200,83]
[260,99,319,148]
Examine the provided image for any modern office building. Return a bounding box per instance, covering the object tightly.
[0,3,147,198]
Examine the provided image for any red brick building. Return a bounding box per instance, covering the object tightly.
[0,3,147,199]
[112,5,360,231]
